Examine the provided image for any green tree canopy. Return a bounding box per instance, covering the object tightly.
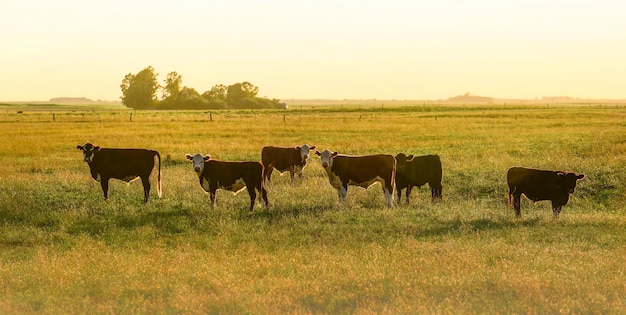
[175,87,206,109]
[202,84,227,101]
[120,66,160,109]
[162,72,182,101]
[202,84,228,109]
[120,67,281,110]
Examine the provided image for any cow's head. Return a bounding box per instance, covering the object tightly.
[315,149,338,169]
[394,153,414,171]
[296,144,316,163]
[76,143,100,163]
[558,172,585,193]
[185,153,210,174]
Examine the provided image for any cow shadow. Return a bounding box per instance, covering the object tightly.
[64,196,544,242]
[415,216,542,240]
[66,199,221,237]
[243,201,545,241]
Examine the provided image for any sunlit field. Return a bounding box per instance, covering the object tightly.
[0,103,625,313]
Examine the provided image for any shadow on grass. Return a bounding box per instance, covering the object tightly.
[416,216,543,240]
[37,194,623,251]
[65,203,211,237]
[238,202,549,244]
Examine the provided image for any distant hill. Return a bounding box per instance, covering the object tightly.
[447,93,493,103]
[49,97,94,103]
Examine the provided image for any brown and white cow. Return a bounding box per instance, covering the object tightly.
[315,149,396,208]
[76,143,162,202]
[395,153,443,203]
[261,144,316,184]
[507,167,585,218]
[186,153,268,212]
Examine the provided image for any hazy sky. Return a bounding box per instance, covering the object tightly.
[2,0,625,101]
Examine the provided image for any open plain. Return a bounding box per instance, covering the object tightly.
[0,103,625,313]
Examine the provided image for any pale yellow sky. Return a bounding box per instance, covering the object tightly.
[2,0,625,101]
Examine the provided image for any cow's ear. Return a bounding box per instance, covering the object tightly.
[577,174,585,180]
[408,155,414,160]
[185,154,193,161]
[204,155,211,161]
[94,146,101,151]
[76,145,83,150]
[557,172,565,177]
[296,146,301,150]
[332,152,338,157]
[310,145,316,150]
[315,151,321,156]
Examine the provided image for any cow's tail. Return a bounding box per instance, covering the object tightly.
[156,151,162,198]
[386,156,397,208]
[259,164,269,208]
[507,186,515,208]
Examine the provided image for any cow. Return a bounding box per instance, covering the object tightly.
[315,149,396,208]
[261,144,316,184]
[395,153,443,203]
[185,153,268,212]
[507,167,585,218]
[76,143,162,203]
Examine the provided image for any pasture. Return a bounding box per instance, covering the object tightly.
[0,104,625,313]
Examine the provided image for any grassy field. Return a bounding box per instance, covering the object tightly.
[0,104,625,313]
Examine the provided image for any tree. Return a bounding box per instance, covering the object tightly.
[120,66,160,109]
[202,84,228,109]
[202,84,227,102]
[120,67,281,109]
[176,87,207,109]
[162,72,182,101]
[226,81,259,108]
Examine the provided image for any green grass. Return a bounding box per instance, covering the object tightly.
[0,104,625,313]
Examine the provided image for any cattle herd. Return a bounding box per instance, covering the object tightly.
[77,142,585,218]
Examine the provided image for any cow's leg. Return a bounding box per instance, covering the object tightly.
[289,166,295,183]
[259,185,269,209]
[100,178,110,201]
[265,167,273,185]
[209,188,217,209]
[385,178,395,208]
[552,201,562,218]
[337,183,348,204]
[246,185,257,212]
[513,194,522,217]
[396,187,402,204]
[384,185,393,208]
[141,176,151,203]
[405,186,413,204]
[431,182,443,201]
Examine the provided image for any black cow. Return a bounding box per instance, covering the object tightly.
[76,143,162,202]
[395,153,443,203]
[507,167,585,217]
[186,153,268,211]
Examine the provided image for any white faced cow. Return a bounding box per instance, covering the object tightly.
[261,144,316,184]
[76,143,162,202]
[186,153,268,212]
[315,149,396,208]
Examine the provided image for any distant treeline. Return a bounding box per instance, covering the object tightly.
[49,97,94,103]
[447,93,494,103]
[120,66,282,110]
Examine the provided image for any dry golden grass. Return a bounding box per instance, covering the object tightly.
[0,104,625,313]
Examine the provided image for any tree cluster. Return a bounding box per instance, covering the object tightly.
[120,66,282,110]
